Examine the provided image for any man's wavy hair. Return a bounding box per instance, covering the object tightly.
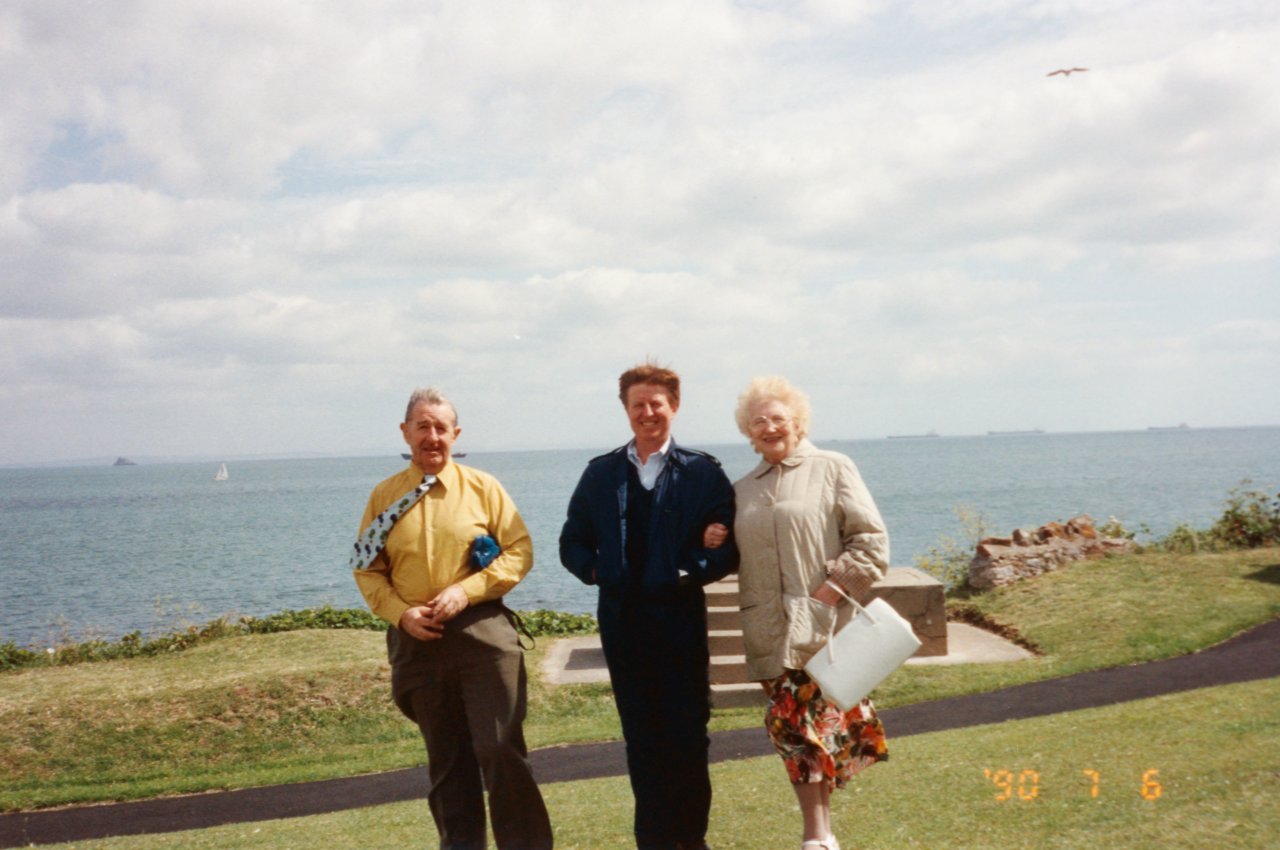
[404,386,459,425]
[618,360,681,407]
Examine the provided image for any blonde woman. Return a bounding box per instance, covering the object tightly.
[723,376,890,850]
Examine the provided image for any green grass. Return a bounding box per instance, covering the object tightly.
[2,547,1277,813]
[29,677,1280,849]
[0,631,623,811]
[870,546,1280,708]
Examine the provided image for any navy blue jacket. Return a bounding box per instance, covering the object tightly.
[559,441,739,594]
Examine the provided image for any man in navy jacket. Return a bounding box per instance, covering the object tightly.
[560,362,738,850]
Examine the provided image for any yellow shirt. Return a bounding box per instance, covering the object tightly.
[353,460,534,627]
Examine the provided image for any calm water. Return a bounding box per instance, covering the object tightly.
[2,427,1277,648]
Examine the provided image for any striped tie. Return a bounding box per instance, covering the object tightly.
[349,474,436,569]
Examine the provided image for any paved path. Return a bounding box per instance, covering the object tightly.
[3,618,1277,849]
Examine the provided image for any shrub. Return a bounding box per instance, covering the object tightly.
[0,641,40,672]
[1207,483,1280,549]
[1096,515,1150,545]
[1152,482,1280,553]
[242,606,387,634]
[914,505,991,590]
[515,609,597,637]
[1160,522,1209,554]
[2,606,598,673]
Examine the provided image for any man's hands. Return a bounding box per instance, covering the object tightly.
[399,606,443,640]
[426,583,470,622]
[398,583,471,641]
[703,522,729,549]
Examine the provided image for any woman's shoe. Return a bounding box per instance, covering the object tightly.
[800,837,841,850]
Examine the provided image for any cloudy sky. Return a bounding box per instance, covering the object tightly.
[2,0,1277,464]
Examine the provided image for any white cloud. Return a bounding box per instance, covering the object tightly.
[0,0,1277,463]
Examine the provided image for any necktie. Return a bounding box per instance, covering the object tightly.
[349,474,436,570]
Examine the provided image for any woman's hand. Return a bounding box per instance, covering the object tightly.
[702,522,729,549]
[811,580,844,607]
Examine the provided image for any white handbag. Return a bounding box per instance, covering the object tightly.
[803,585,922,712]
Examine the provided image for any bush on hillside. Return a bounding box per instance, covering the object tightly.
[1154,483,1280,553]
[242,606,386,633]
[0,641,40,672]
[914,505,991,589]
[1,605,599,672]
[515,608,598,636]
[1207,483,1280,549]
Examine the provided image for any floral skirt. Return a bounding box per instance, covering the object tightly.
[765,669,888,790]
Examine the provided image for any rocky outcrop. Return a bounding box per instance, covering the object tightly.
[967,515,1134,590]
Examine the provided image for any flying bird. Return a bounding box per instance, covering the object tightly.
[1047,67,1089,77]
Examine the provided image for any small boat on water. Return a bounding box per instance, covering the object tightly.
[113,456,137,466]
[213,463,229,481]
[1147,423,1190,431]
[887,430,940,439]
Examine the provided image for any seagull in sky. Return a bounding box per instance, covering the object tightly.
[1047,67,1089,77]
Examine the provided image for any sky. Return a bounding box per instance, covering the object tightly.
[2,0,1278,464]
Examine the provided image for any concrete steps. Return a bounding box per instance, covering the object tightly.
[704,575,752,706]
[706,629,744,656]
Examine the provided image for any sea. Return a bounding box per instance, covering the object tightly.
[2,426,1277,649]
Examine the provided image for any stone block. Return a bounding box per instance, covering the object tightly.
[869,567,948,656]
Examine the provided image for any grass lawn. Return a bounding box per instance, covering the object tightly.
[29,676,1280,849]
[2,547,1277,813]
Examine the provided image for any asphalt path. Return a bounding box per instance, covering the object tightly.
[3,618,1277,849]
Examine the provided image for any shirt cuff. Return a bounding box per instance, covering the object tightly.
[824,552,882,604]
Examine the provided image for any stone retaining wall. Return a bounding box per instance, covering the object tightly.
[968,514,1134,590]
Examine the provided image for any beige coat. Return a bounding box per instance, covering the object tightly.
[733,439,889,681]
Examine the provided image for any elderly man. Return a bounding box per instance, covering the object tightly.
[352,387,552,850]
[560,362,739,850]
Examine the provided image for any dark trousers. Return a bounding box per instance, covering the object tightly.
[390,604,553,850]
[599,586,712,850]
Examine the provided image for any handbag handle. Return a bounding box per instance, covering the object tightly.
[816,580,880,665]
[824,580,878,625]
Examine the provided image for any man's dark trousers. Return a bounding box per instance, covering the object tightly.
[392,603,553,850]
[599,586,713,850]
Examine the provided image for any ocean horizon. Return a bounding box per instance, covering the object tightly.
[5,423,1274,470]
[2,425,1278,649]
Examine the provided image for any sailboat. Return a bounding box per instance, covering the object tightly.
[213,463,229,481]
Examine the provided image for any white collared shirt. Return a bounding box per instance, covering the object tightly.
[626,437,671,491]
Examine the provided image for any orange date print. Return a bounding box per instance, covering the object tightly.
[983,768,1162,801]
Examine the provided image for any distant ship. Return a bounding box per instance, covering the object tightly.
[987,429,1045,436]
[887,430,939,439]
[213,463,229,481]
[112,456,137,466]
[1147,423,1190,431]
